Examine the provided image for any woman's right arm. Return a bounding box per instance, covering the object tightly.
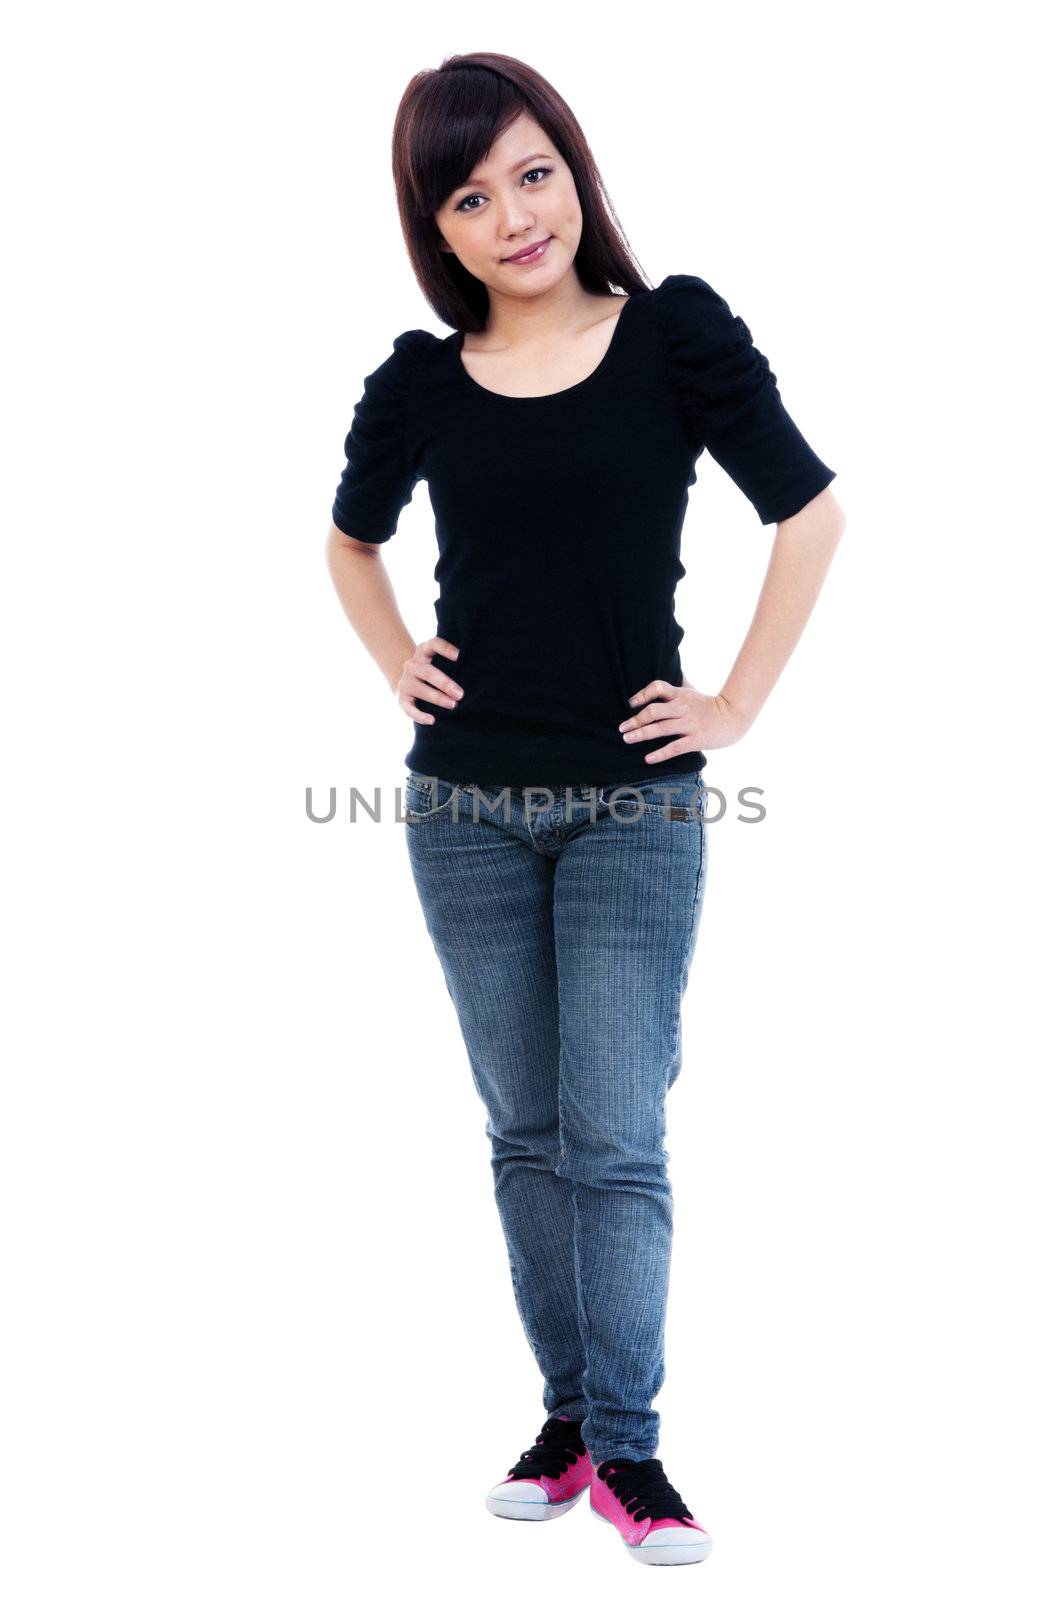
[324,522,463,722]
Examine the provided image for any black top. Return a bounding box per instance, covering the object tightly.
[331,273,836,787]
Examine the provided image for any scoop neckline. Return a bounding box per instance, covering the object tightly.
[453,293,635,403]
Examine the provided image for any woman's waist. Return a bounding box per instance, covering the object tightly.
[406,703,703,789]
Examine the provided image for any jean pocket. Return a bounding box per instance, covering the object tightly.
[404,774,464,821]
[599,775,703,821]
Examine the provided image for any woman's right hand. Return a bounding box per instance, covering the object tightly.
[396,637,464,724]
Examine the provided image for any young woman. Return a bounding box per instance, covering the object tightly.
[325,52,844,1568]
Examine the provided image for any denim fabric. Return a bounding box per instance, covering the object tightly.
[402,768,709,1463]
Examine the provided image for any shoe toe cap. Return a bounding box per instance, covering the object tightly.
[641,1524,710,1546]
[489,1477,548,1504]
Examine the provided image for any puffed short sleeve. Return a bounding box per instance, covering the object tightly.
[330,329,434,543]
[653,274,837,525]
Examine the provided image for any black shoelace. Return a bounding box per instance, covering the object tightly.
[508,1415,588,1481]
[597,1456,695,1523]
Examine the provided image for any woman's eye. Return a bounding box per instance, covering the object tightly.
[455,166,553,214]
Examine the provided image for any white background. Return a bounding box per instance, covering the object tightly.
[3,3,1060,1595]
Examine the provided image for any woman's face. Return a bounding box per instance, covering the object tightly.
[435,112,583,300]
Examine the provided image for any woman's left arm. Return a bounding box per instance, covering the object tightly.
[619,485,847,761]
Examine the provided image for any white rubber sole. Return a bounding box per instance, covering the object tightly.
[590,1502,713,1564]
[485,1483,588,1521]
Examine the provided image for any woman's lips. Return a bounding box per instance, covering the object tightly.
[503,236,552,265]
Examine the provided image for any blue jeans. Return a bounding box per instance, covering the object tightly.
[402,768,708,1463]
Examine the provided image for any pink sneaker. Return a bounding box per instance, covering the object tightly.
[485,1414,592,1521]
[589,1454,713,1565]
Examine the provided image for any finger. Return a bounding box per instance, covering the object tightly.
[418,663,465,701]
[410,681,461,710]
[643,737,699,764]
[619,700,674,733]
[621,712,689,742]
[427,636,461,660]
[627,679,677,709]
[399,696,437,725]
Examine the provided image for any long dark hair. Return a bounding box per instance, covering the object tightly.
[392,52,651,333]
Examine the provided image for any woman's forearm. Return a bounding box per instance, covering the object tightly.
[720,490,846,731]
[325,529,416,694]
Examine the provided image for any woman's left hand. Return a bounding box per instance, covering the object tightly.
[618,674,750,762]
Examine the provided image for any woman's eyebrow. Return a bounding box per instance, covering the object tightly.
[458,152,553,189]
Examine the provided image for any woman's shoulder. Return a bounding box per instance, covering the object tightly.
[355,327,441,411]
[646,274,757,386]
[648,273,738,336]
[396,326,445,350]
[380,326,442,371]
